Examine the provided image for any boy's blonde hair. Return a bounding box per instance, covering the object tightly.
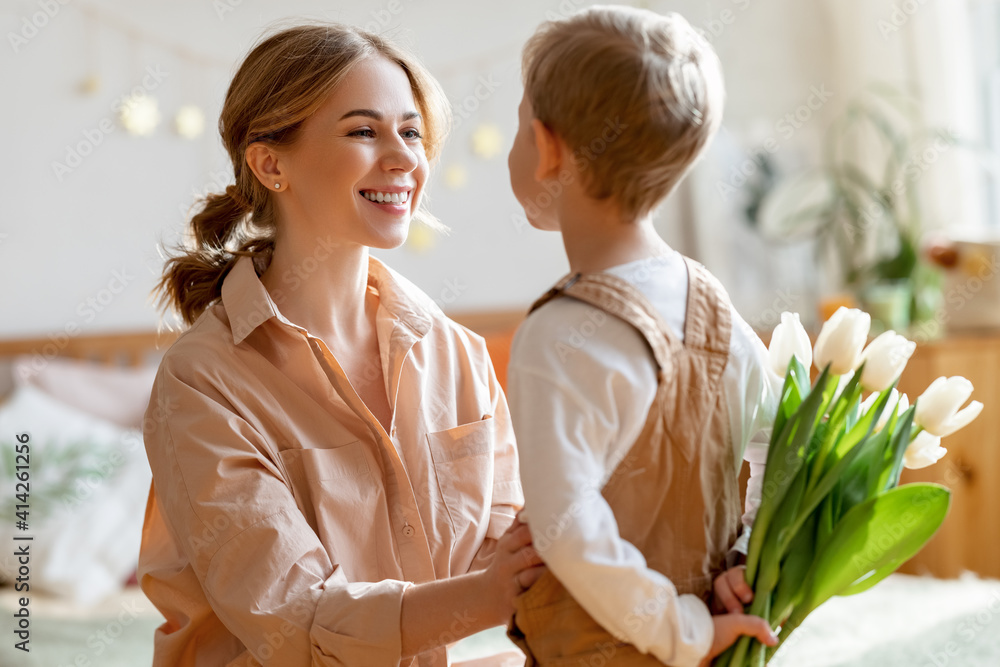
[522,5,724,221]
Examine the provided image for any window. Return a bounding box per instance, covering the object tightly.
[971,0,1000,227]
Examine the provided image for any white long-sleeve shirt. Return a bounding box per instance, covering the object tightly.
[507,251,781,667]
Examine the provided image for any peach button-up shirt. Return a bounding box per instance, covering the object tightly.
[138,254,523,667]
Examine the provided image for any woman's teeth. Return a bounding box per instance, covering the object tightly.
[362,190,408,204]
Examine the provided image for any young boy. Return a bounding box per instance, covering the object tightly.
[505,6,781,667]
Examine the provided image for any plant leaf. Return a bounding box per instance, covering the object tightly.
[879,406,916,491]
[771,512,818,627]
[745,367,831,585]
[792,483,950,624]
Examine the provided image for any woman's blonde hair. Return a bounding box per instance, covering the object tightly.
[521,6,724,221]
[156,23,450,326]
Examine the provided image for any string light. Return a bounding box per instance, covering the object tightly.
[174,104,206,139]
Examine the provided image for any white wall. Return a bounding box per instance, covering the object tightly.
[1,0,839,338]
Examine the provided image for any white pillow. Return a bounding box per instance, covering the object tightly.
[11,355,158,430]
[0,383,150,605]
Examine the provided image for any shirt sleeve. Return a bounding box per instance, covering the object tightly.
[145,357,411,666]
[726,309,783,559]
[507,309,713,667]
[467,338,524,574]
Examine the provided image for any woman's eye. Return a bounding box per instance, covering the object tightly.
[348,127,421,140]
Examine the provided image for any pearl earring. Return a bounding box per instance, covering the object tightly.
[274,183,281,189]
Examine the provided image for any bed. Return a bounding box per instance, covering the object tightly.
[1,325,999,666]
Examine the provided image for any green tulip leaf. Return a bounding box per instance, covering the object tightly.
[809,368,867,484]
[839,426,891,519]
[794,483,950,623]
[771,513,818,627]
[816,490,837,552]
[772,355,811,451]
[833,384,892,460]
[879,406,916,492]
[745,367,831,584]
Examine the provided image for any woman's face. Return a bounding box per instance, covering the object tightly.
[275,56,429,250]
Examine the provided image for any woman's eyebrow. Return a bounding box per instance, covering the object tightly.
[338,109,422,122]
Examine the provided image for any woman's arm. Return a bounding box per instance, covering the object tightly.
[400,519,543,658]
[145,358,538,666]
[466,336,525,573]
[401,336,541,657]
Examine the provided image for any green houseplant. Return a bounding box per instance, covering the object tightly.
[756,83,955,332]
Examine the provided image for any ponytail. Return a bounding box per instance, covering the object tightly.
[154,183,274,326]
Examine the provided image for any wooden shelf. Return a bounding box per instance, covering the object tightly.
[896,332,1000,578]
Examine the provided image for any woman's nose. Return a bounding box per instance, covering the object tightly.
[380,136,419,172]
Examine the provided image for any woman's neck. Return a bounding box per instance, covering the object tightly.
[259,229,373,343]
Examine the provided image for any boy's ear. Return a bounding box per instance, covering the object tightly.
[530,118,563,182]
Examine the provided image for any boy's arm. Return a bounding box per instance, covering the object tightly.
[726,311,784,565]
[508,309,714,667]
[728,430,769,563]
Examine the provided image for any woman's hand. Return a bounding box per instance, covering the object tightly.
[485,512,547,622]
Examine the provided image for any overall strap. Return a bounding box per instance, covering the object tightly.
[680,256,732,359]
[528,270,680,374]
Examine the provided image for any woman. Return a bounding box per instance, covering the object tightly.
[139,23,543,666]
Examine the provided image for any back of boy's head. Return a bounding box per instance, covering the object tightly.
[521,5,724,221]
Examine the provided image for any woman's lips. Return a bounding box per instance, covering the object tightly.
[359,192,409,214]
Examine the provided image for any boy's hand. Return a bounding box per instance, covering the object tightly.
[698,614,778,667]
[711,565,754,615]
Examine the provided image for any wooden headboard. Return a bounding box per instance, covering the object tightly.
[0,309,525,378]
[0,330,181,368]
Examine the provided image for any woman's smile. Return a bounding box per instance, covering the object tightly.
[359,186,413,215]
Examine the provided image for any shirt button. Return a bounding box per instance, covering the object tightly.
[402,525,415,538]
[390,426,397,437]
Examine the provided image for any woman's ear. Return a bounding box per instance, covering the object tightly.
[245,143,285,189]
[530,119,563,182]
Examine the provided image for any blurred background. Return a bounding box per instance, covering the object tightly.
[1,0,994,338]
[2,1,1000,665]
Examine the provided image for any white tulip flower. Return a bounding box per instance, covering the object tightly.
[768,312,812,377]
[914,376,984,437]
[860,388,910,432]
[814,307,871,376]
[858,331,916,392]
[903,431,948,469]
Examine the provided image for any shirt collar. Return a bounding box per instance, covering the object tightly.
[221,254,433,346]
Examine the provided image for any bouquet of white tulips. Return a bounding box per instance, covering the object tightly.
[715,308,983,667]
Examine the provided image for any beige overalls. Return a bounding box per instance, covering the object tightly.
[507,257,743,666]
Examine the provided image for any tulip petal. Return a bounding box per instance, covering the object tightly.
[814,307,870,375]
[936,400,984,438]
[859,331,916,392]
[915,376,979,436]
[768,312,811,378]
[904,431,948,469]
[860,392,878,415]
[904,444,948,469]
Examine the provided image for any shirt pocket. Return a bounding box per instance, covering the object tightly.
[278,442,390,578]
[426,416,495,545]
